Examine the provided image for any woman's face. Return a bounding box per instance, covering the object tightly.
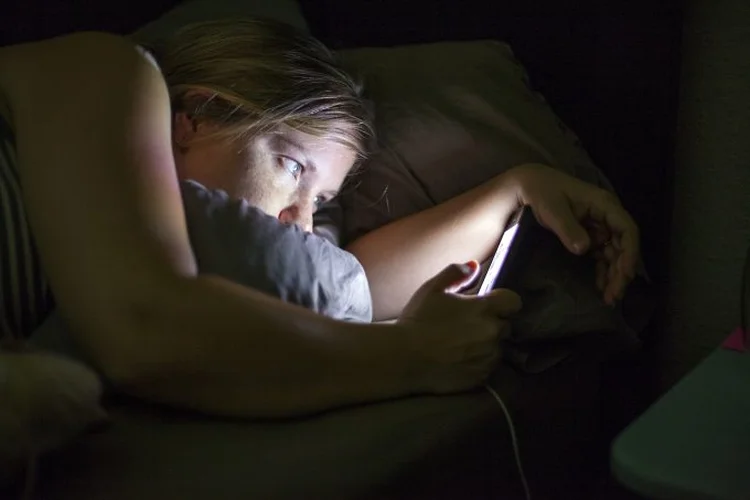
[173,112,357,232]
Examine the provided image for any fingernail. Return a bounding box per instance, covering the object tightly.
[462,260,478,274]
[457,262,473,275]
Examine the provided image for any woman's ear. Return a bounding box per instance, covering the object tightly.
[174,89,225,148]
[173,112,198,148]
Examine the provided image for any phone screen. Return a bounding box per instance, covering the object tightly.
[477,207,538,296]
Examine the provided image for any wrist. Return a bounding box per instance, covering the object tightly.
[501,163,548,205]
[327,320,419,402]
[485,166,525,220]
[391,321,432,395]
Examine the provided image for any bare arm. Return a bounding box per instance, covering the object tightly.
[0,33,413,417]
[347,163,641,321]
[346,177,520,321]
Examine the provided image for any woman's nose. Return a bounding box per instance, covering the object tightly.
[278,204,313,233]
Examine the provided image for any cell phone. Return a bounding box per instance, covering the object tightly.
[477,206,541,296]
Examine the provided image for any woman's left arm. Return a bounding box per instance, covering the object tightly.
[346,164,640,321]
[346,172,521,321]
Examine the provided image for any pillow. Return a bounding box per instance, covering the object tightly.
[0,346,106,491]
[338,41,611,240]
[337,41,645,349]
[181,180,373,322]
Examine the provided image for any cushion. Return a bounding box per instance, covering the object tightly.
[336,41,644,354]
[180,180,372,322]
[0,347,106,491]
[337,41,613,241]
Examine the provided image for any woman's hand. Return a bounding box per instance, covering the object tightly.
[506,164,640,304]
[398,262,522,394]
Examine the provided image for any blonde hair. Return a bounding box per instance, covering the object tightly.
[148,18,373,161]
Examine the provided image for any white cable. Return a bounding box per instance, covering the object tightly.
[484,383,531,500]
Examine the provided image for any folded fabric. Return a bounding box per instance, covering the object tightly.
[180,180,373,323]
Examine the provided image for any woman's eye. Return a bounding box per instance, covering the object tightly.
[280,157,303,179]
[313,195,325,208]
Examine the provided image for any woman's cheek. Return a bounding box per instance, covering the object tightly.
[242,170,296,217]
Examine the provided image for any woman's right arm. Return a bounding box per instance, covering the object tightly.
[0,33,515,418]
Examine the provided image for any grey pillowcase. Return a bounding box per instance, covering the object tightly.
[180,180,373,323]
[333,41,652,374]
[337,41,612,243]
[337,41,650,340]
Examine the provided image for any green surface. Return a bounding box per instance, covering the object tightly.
[612,348,750,500]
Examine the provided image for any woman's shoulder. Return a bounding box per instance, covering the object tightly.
[0,32,137,69]
[134,45,162,72]
[0,32,166,129]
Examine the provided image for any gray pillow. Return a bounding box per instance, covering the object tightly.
[337,41,612,242]
[337,42,648,338]
[180,180,373,322]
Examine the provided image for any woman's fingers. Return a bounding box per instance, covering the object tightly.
[576,187,640,304]
[532,200,591,255]
[618,223,640,280]
[603,241,618,262]
[479,288,523,318]
[424,261,480,295]
[595,238,628,303]
[606,257,619,304]
[595,255,607,292]
[511,164,641,305]
[589,192,640,281]
[465,321,511,357]
[585,220,613,247]
[535,196,636,304]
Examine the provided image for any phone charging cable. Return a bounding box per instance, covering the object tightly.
[484,383,531,500]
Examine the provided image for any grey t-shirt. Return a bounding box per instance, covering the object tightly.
[180,180,373,322]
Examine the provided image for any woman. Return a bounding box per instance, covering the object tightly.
[0,19,639,417]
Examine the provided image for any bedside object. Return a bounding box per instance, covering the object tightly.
[611,345,750,500]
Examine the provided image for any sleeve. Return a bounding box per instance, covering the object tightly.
[179,180,373,323]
